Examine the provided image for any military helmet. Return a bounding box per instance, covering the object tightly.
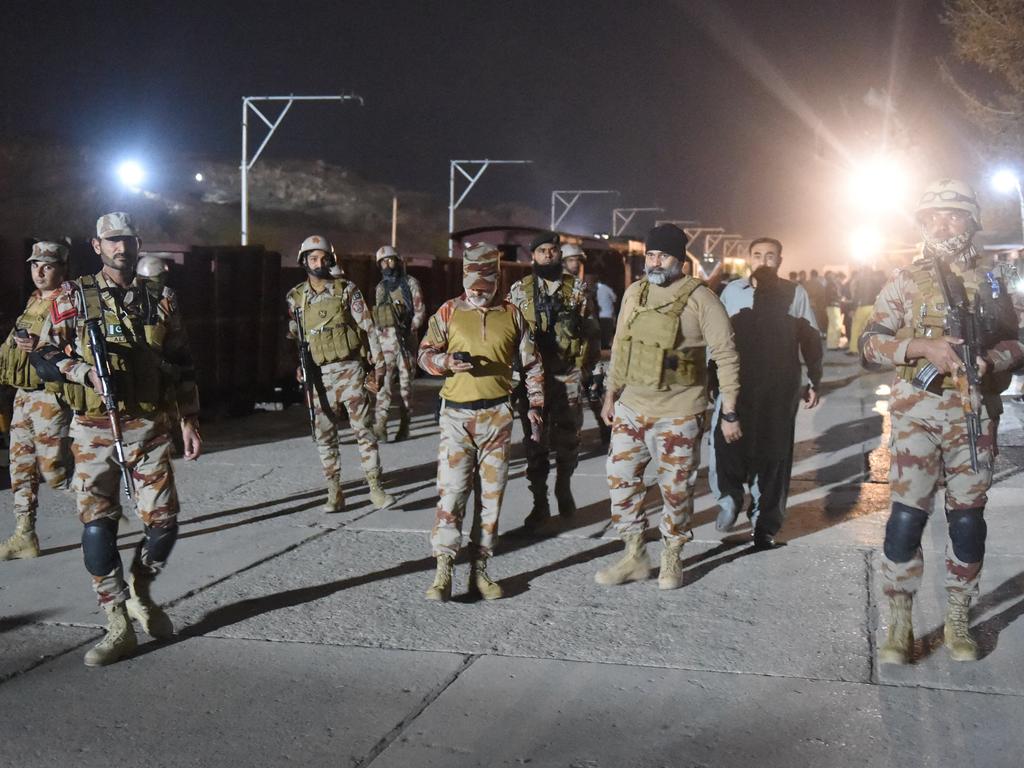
[296,234,334,264]
[137,255,170,278]
[376,245,400,263]
[915,179,981,229]
[561,243,586,261]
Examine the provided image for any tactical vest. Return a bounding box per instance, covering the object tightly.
[372,282,411,330]
[517,274,587,372]
[289,281,363,365]
[0,294,51,390]
[439,306,518,403]
[895,259,1018,395]
[75,274,170,417]
[610,277,706,390]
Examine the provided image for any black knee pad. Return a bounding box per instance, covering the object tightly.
[946,508,986,563]
[883,503,929,562]
[143,523,178,564]
[81,519,121,576]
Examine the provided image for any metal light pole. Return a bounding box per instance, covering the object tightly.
[448,160,531,258]
[550,190,618,230]
[240,93,364,245]
[611,207,664,237]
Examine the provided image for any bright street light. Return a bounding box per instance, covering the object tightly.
[116,160,145,189]
[846,155,907,213]
[992,169,1020,195]
[194,172,204,182]
[848,226,883,260]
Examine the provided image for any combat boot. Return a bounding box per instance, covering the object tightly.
[393,411,410,442]
[84,603,137,667]
[944,592,979,662]
[658,539,685,590]
[878,593,914,665]
[372,417,388,442]
[425,554,454,601]
[323,477,345,513]
[125,560,174,639]
[0,514,40,560]
[469,555,503,600]
[366,469,395,509]
[595,533,651,586]
[554,471,575,518]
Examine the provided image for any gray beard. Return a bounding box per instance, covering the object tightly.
[645,263,682,286]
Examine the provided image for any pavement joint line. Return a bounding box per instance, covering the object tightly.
[865,549,879,685]
[0,627,100,687]
[354,653,480,768]
[163,504,383,611]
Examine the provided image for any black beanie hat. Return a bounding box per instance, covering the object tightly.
[530,231,560,252]
[645,224,688,259]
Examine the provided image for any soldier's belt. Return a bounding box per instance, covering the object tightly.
[440,396,510,411]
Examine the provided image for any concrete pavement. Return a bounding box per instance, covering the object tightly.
[2,352,1023,767]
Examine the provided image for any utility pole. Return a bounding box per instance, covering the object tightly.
[448,160,532,258]
[550,190,618,230]
[611,207,664,237]
[240,93,363,245]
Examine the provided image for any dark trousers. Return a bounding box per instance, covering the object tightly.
[709,397,798,536]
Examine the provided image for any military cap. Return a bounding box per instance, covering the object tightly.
[96,211,139,239]
[530,231,560,252]
[462,242,501,292]
[27,240,69,264]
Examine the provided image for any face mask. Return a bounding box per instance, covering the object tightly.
[645,261,682,286]
[922,229,973,261]
[306,265,332,279]
[382,267,397,280]
[466,293,492,308]
[533,261,563,281]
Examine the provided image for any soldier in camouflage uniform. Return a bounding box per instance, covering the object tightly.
[507,232,597,525]
[596,224,742,590]
[33,213,202,666]
[372,245,425,442]
[286,235,395,513]
[862,180,1024,664]
[0,241,74,560]
[562,243,611,445]
[418,243,544,601]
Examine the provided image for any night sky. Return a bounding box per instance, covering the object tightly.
[4,0,969,264]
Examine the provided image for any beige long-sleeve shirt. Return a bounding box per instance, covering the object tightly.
[609,278,740,419]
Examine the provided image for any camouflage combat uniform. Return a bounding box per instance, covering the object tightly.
[40,269,199,605]
[862,255,1023,601]
[287,277,389,492]
[372,272,425,435]
[417,244,545,601]
[605,276,740,545]
[507,272,596,520]
[0,250,74,559]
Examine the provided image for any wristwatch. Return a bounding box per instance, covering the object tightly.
[720,411,739,423]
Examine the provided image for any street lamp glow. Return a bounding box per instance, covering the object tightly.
[116,160,145,189]
[991,169,1020,194]
[194,172,204,182]
[848,226,883,260]
[847,155,907,213]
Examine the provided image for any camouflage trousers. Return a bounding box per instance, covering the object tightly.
[881,390,995,598]
[71,414,179,605]
[517,370,583,492]
[70,414,179,526]
[430,402,513,558]
[606,401,704,544]
[9,389,71,519]
[314,359,381,480]
[375,326,415,421]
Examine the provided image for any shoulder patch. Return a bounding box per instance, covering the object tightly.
[50,294,78,324]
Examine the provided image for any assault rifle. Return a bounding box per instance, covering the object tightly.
[294,307,317,440]
[79,286,136,500]
[912,260,983,471]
